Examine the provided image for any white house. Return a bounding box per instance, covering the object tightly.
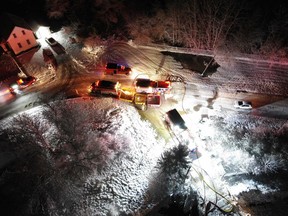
[0,13,39,55]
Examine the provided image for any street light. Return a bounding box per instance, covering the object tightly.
[36,26,51,39]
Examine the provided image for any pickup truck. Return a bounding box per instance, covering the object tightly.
[151,80,172,94]
[118,87,135,102]
[9,76,36,95]
[147,93,161,107]
[89,80,121,97]
[134,78,171,94]
[134,78,153,93]
[104,63,132,75]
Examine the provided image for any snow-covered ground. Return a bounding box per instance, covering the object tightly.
[2,94,287,215]
[1,27,288,215]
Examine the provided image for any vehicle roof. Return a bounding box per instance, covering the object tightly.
[106,63,118,68]
[157,80,170,88]
[95,80,117,88]
[47,37,56,41]
[98,80,116,84]
[18,76,35,80]
[237,100,251,104]
[43,48,53,53]
[106,62,131,69]
[135,79,151,87]
[166,109,187,129]
[135,74,149,79]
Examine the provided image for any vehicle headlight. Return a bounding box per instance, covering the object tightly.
[11,84,18,89]
[10,84,21,94]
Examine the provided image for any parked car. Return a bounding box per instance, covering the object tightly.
[104,62,132,75]
[45,37,66,55]
[43,48,54,58]
[9,76,36,94]
[42,48,57,69]
[89,80,121,96]
[234,100,252,109]
[45,37,58,46]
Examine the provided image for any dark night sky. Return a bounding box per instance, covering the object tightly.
[1,0,48,24]
[2,0,287,22]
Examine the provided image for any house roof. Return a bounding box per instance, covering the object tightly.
[0,12,33,40]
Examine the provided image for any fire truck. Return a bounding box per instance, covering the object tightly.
[117,75,172,110]
[119,87,161,111]
[104,63,132,75]
[134,77,172,94]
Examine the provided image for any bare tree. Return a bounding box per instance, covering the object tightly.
[0,99,129,215]
[178,0,244,50]
[0,113,80,216]
[257,5,288,58]
[126,0,244,50]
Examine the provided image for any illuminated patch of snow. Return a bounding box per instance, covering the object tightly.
[228,180,278,196]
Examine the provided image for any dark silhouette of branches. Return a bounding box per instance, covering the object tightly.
[157,143,192,195]
[0,99,128,215]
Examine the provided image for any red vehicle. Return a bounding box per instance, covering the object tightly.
[43,48,54,59]
[151,80,172,94]
[104,63,132,75]
[147,93,161,107]
[43,48,57,69]
[134,77,171,94]
[9,76,36,94]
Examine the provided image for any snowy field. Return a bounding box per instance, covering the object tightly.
[1,95,287,215]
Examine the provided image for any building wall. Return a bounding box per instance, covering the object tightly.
[0,41,8,52]
[7,26,38,55]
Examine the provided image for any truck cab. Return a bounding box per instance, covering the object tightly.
[104,63,132,75]
[89,80,121,97]
[134,78,153,93]
[134,76,171,94]
[152,80,172,94]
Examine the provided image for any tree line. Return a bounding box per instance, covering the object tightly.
[43,0,288,58]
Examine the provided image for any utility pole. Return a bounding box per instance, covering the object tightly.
[201,55,216,77]
[8,51,27,77]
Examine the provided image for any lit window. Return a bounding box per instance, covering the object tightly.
[17,43,22,48]
[22,30,26,35]
[26,39,31,45]
[13,33,17,38]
